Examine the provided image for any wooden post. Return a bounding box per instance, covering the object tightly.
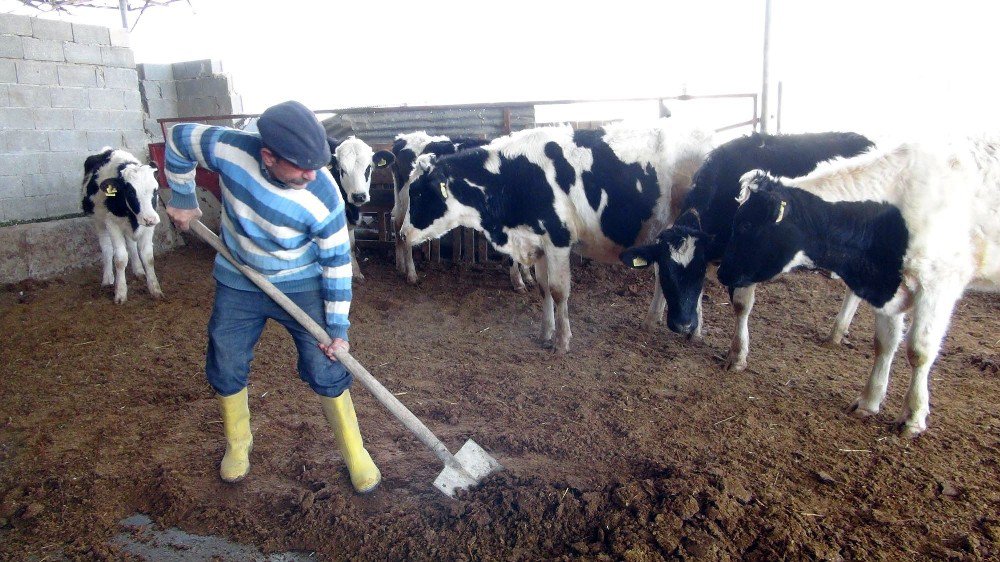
[462,227,475,263]
[477,233,489,264]
[451,229,462,262]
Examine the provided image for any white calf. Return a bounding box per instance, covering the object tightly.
[718,136,1000,436]
[81,148,163,304]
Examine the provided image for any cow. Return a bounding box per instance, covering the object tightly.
[326,136,395,281]
[81,147,163,304]
[400,120,714,353]
[619,132,875,371]
[388,132,535,290]
[716,136,1000,437]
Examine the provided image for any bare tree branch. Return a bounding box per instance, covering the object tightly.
[15,0,185,14]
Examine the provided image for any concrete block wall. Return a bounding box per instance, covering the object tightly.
[0,13,148,225]
[139,59,244,142]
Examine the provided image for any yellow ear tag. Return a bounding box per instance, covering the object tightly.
[101,180,117,197]
[775,200,787,223]
[632,256,648,267]
[376,159,386,167]
[439,182,449,199]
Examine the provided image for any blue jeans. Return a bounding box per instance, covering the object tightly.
[206,283,351,398]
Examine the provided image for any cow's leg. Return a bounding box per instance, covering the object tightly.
[96,223,114,286]
[641,263,666,331]
[137,227,163,299]
[825,287,862,346]
[106,225,130,304]
[509,260,527,293]
[126,237,144,278]
[533,255,555,346]
[520,263,535,287]
[693,288,704,339]
[392,185,418,284]
[391,180,405,273]
[896,285,962,438]
[724,285,756,371]
[847,311,904,418]
[348,225,364,282]
[546,249,573,354]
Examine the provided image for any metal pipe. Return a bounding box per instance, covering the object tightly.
[760,0,773,134]
[118,0,128,29]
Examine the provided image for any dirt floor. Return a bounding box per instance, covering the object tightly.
[1,240,999,561]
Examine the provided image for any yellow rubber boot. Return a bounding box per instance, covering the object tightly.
[321,390,381,493]
[217,388,253,483]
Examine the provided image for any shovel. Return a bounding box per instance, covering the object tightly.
[189,220,502,497]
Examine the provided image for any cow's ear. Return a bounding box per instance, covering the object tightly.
[619,243,659,269]
[100,177,126,197]
[372,150,395,168]
[147,160,158,172]
[736,169,769,205]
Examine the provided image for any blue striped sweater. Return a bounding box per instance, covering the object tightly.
[165,123,351,341]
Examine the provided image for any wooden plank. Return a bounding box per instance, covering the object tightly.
[452,229,462,262]
[462,227,475,263]
[477,232,489,263]
[431,239,441,262]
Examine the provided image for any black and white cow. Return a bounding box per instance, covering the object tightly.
[81,147,163,304]
[326,136,395,281]
[388,132,533,287]
[620,132,875,370]
[400,120,714,353]
[716,136,1000,437]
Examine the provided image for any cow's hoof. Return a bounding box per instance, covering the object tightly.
[897,423,925,439]
[512,285,527,294]
[821,336,843,349]
[406,274,418,285]
[894,415,926,439]
[102,277,114,286]
[114,294,127,304]
[846,400,877,418]
[723,356,747,372]
[150,288,164,300]
[354,273,366,283]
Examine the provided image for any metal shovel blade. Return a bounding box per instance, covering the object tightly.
[433,439,504,497]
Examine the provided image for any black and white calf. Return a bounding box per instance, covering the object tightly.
[400,120,713,353]
[326,136,394,281]
[716,136,1000,437]
[81,147,163,304]
[387,132,534,287]
[620,132,874,370]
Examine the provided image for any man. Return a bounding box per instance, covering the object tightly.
[165,100,380,493]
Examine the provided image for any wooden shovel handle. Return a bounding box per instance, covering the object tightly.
[188,220,467,472]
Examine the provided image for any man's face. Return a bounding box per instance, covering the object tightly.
[261,148,318,188]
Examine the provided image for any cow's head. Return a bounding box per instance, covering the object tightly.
[717,170,802,289]
[390,137,418,192]
[399,154,471,246]
[104,162,161,229]
[620,217,711,336]
[327,136,394,206]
